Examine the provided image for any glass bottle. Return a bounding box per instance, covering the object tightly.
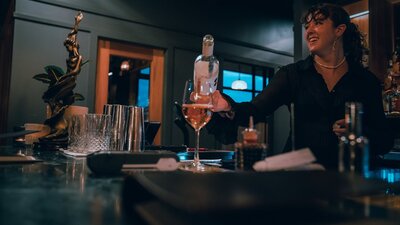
[194,34,219,94]
[383,60,393,114]
[390,82,400,113]
[338,102,370,175]
[392,37,400,76]
[390,38,400,113]
[235,116,267,171]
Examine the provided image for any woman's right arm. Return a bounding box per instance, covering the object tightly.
[206,66,294,144]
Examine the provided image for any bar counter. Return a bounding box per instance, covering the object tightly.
[0,146,124,225]
[1,145,400,225]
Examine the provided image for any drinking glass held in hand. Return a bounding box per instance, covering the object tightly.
[181,80,213,171]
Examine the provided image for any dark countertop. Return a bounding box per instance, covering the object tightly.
[1,145,400,225]
[0,146,125,225]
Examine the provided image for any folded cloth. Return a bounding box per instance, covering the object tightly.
[253,148,325,171]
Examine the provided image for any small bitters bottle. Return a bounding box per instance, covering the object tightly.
[235,116,267,170]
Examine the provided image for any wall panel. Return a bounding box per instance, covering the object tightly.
[8,19,90,129]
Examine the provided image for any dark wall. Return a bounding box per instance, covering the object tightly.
[9,19,91,129]
[0,0,14,136]
[395,3,400,41]
[8,0,294,148]
[28,0,295,55]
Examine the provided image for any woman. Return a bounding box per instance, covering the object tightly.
[208,3,393,170]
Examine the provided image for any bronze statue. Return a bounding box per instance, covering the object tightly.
[33,11,85,145]
[64,11,83,77]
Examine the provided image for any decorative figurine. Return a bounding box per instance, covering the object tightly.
[33,11,86,148]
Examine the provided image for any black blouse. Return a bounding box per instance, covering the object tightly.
[207,56,393,169]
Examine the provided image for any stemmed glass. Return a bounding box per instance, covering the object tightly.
[181,80,213,171]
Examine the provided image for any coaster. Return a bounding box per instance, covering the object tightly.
[61,149,96,157]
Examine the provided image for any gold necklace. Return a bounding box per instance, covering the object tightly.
[314,56,346,69]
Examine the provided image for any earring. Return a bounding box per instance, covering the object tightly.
[332,38,338,51]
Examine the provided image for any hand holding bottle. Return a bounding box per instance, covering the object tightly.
[211,90,231,112]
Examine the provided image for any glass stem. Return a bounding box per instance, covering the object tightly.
[194,129,200,166]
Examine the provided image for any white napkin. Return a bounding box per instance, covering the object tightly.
[253,148,325,171]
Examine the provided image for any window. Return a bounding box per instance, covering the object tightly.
[137,67,150,107]
[221,62,273,103]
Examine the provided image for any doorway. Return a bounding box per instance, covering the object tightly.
[96,39,165,144]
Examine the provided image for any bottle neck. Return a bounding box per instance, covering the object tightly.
[345,102,363,137]
[202,43,213,57]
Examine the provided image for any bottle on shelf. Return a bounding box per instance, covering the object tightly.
[390,82,400,114]
[383,36,400,115]
[193,34,219,94]
[392,37,400,76]
[338,102,369,175]
[383,60,394,114]
[389,37,400,114]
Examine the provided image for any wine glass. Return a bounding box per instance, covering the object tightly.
[181,80,213,171]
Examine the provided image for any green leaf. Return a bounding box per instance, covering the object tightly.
[44,65,65,81]
[81,60,90,67]
[33,73,52,84]
[73,93,85,101]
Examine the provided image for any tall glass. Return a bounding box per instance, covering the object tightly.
[181,80,213,171]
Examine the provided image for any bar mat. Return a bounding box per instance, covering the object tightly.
[0,155,42,163]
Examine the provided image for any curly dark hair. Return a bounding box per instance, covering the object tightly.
[301,3,367,66]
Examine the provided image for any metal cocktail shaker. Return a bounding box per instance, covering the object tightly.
[125,106,145,152]
[103,104,126,151]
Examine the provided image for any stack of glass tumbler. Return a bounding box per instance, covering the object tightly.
[67,104,144,153]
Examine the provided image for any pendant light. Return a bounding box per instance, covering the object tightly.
[231,64,247,90]
[120,60,130,71]
[119,60,131,76]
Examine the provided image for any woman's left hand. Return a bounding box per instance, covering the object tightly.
[332,119,346,137]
